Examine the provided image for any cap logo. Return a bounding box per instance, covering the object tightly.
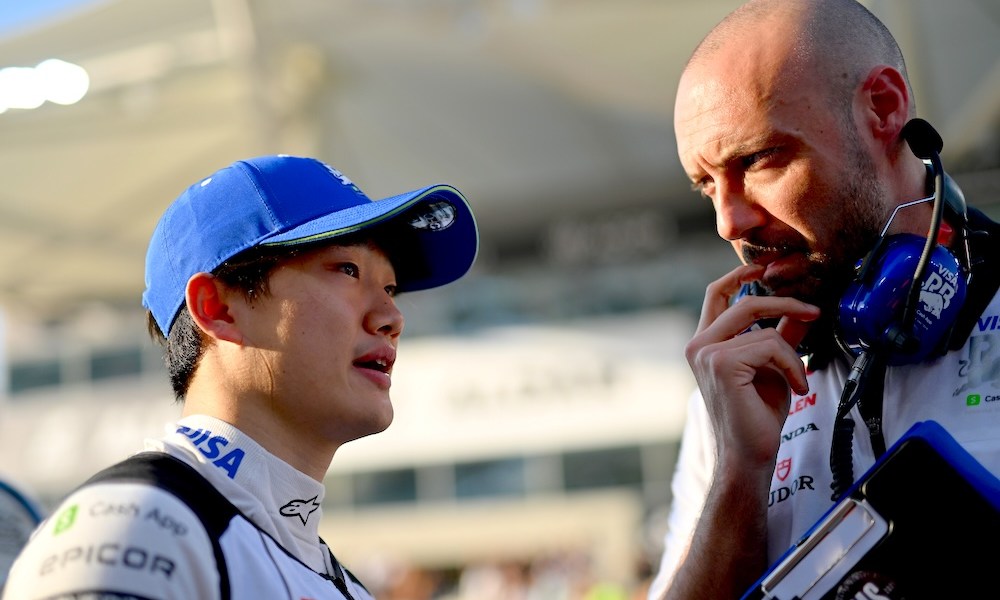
[409,201,456,232]
[320,162,365,195]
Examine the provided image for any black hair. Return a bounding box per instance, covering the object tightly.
[146,223,427,401]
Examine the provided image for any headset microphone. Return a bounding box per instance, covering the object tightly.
[901,117,943,160]
[836,118,968,366]
[831,118,971,500]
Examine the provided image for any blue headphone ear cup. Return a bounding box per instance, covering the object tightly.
[838,233,966,365]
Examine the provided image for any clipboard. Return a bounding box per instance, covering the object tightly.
[742,420,1000,600]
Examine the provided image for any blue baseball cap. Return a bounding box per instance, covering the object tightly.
[142,154,479,334]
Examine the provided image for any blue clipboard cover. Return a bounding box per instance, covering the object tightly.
[742,420,1000,600]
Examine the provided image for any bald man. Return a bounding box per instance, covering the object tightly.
[649,1,1000,598]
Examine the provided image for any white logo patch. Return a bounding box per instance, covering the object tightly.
[321,163,354,187]
[919,265,959,319]
[409,201,456,232]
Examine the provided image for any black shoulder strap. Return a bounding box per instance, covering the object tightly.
[84,452,234,598]
[948,206,1000,351]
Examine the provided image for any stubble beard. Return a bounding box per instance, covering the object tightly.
[747,146,886,314]
[798,149,887,313]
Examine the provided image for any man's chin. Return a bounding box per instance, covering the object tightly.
[762,277,824,303]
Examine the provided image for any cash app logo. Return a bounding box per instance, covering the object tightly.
[53,504,78,535]
[967,394,982,406]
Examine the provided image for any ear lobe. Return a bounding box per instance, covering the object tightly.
[861,65,910,147]
[185,272,242,344]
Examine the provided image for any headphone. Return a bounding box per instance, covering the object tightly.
[836,118,971,366]
[828,119,973,499]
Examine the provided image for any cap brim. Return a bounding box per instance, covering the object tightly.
[263,184,479,292]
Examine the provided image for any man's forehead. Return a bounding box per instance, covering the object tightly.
[675,46,814,139]
[676,76,758,144]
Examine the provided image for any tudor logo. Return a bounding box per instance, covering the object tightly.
[775,457,792,482]
[768,475,815,507]
[280,496,321,525]
[409,201,456,232]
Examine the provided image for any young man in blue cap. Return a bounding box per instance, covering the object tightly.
[4,155,479,599]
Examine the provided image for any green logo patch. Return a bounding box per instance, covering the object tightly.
[967,394,982,406]
[53,504,78,535]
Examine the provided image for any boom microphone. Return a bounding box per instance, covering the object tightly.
[901,117,943,160]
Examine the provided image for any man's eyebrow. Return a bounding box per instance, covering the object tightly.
[712,135,783,173]
[722,136,770,160]
[681,130,777,180]
[683,141,749,180]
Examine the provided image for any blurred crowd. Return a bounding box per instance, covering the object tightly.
[360,551,653,600]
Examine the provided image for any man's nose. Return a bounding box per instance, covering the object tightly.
[714,185,766,241]
[368,296,405,338]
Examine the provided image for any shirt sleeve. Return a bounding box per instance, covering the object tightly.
[647,388,716,599]
[4,481,221,600]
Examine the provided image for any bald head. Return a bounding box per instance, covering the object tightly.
[672,0,930,306]
[686,0,912,116]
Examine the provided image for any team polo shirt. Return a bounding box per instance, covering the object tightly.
[4,415,374,600]
[648,285,1000,599]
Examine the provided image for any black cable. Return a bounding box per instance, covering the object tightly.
[829,415,857,501]
[897,151,945,347]
[829,352,865,500]
[829,350,886,500]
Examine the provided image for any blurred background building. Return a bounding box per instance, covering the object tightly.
[0,0,997,597]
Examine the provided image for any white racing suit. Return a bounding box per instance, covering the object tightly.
[4,414,374,600]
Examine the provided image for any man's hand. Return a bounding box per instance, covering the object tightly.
[685,263,821,471]
[661,264,822,600]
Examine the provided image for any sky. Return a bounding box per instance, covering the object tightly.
[0,0,99,39]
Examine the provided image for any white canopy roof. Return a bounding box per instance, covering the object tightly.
[0,0,996,324]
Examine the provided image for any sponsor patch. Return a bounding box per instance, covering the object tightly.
[52,505,78,536]
[408,201,456,232]
[279,496,320,526]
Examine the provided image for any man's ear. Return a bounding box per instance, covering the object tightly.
[185,272,243,344]
[860,65,910,151]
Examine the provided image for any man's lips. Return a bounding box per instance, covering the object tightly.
[746,249,811,286]
[352,346,396,389]
[353,356,393,373]
[747,249,786,268]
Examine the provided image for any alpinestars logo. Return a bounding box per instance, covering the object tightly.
[280,496,321,525]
